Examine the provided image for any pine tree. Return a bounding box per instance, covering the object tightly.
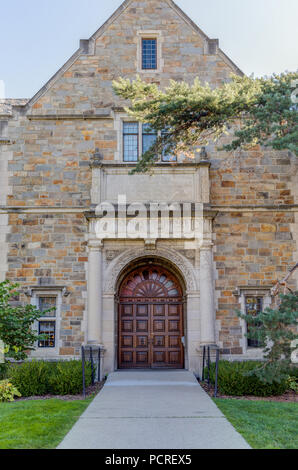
[113,72,298,173]
[238,292,298,384]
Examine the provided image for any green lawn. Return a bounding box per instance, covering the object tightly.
[1,396,297,450]
[214,399,298,449]
[0,398,93,449]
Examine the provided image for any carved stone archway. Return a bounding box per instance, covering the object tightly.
[103,247,198,294]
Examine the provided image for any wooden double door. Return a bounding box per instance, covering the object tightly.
[118,266,184,369]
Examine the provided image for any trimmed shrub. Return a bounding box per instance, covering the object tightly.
[205,361,288,396]
[8,360,92,397]
[48,360,92,395]
[8,361,50,396]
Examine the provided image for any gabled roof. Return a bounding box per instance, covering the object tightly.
[3,0,243,114]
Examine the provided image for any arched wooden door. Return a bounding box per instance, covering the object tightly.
[118,265,184,369]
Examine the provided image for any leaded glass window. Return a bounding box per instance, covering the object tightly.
[142,124,157,153]
[38,297,56,317]
[38,321,56,348]
[122,122,178,162]
[161,129,177,162]
[142,39,157,70]
[37,296,57,348]
[123,122,139,162]
[245,296,263,348]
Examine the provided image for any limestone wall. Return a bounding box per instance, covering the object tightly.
[1,0,297,360]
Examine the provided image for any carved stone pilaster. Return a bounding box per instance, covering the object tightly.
[199,242,216,347]
[87,239,104,345]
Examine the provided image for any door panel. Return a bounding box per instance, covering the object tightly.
[150,303,183,369]
[118,265,184,369]
[119,302,184,369]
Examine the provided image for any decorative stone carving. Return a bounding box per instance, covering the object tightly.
[88,239,103,251]
[179,249,196,260]
[62,287,71,298]
[144,239,157,250]
[24,287,33,297]
[104,247,198,293]
[106,250,121,261]
[89,148,103,168]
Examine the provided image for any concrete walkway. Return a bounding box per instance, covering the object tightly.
[58,371,250,449]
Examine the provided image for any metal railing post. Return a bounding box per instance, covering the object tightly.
[214,348,220,398]
[81,346,86,398]
[202,346,206,381]
[207,346,211,389]
[90,347,95,386]
[98,347,101,382]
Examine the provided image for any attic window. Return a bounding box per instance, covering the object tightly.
[137,31,163,74]
[142,38,157,70]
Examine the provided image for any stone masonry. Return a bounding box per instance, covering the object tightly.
[0,0,297,370]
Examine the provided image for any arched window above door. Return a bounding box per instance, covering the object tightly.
[119,266,182,298]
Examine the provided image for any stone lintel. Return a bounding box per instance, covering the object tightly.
[24,285,70,297]
[233,286,273,297]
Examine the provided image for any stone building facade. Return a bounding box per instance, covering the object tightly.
[0,0,297,375]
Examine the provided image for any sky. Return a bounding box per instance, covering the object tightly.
[0,0,297,99]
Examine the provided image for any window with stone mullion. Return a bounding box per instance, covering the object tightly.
[142,123,157,154]
[123,122,139,162]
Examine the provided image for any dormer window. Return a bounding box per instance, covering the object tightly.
[142,39,157,70]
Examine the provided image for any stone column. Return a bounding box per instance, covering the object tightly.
[87,239,103,345]
[199,242,216,346]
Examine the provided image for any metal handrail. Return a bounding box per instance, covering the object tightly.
[201,346,220,398]
[81,345,102,398]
